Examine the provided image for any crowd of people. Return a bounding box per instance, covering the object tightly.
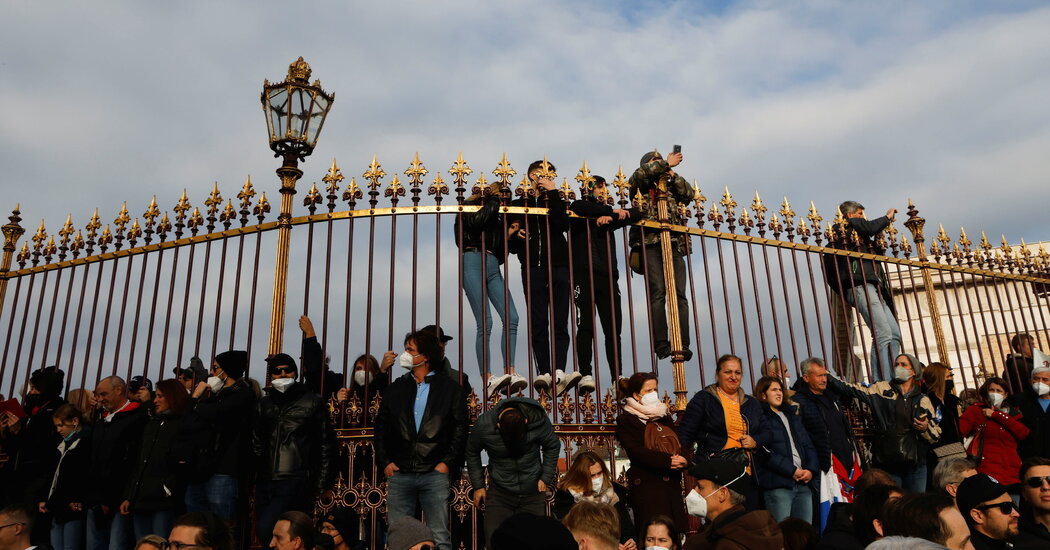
[1,153,1049,550]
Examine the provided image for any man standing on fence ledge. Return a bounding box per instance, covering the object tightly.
[628,150,693,362]
[374,329,468,550]
[466,396,561,548]
[252,352,336,544]
[825,200,903,382]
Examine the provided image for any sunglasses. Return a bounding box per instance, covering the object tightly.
[270,366,296,375]
[975,501,1017,515]
[1025,476,1050,488]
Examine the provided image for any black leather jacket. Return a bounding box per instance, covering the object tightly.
[252,382,335,493]
[374,370,468,474]
[455,194,510,263]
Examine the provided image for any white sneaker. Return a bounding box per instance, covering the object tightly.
[556,370,582,396]
[486,373,511,394]
[533,373,552,391]
[578,375,596,394]
[508,374,528,394]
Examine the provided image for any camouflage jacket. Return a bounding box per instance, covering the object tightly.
[627,159,693,253]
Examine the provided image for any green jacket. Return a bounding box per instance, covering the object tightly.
[628,159,693,253]
[465,397,561,495]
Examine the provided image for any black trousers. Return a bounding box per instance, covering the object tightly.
[573,265,623,380]
[643,246,690,353]
[522,265,570,375]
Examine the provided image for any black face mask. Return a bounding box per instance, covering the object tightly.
[945,380,955,394]
[23,394,45,411]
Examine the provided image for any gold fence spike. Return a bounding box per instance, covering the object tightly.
[807,201,822,227]
[516,174,534,198]
[323,161,344,196]
[612,167,630,203]
[720,186,736,213]
[449,152,473,184]
[363,154,387,191]
[575,160,594,197]
[114,202,131,232]
[492,153,515,186]
[428,172,448,200]
[342,177,362,204]
[751,191,766,220]
[959,227,972,251]
[404,152,428,185]
[779,196,795,221]
[384,174,405,203]
[559,177,575,201]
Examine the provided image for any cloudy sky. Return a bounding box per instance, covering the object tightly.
[2,1,1049,392]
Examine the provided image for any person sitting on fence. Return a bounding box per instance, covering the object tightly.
[823,200,902,382]
[507,159,581,396]
[959,377,1029,492]
[681,458,783,550]
[253,353,336,544]
[374,329,467,550]
[627,150,693,363]
[553,451,635,548]
[1010,351,1050,461]
[1003,332,1035,395]
[562,500,623,550]
[168,511,231,550]
[957,473,1021,550]
[1015,456,1050,548]
[455,181,524,396]
[568,174,643,393]
[825,353,940,493]
[931,456,977,504]
[299,315,346,400]
[466,396,561,548]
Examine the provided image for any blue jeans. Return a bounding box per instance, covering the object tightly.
[132,509,174,540]
[51,518,85,550]
[462,250,518,375]
[764,483,814,523]
[844,283,902,382]
[386,470,451,550]
[254,478,313,544]
[886,463,928,493]
[86,507,134,550]
[184,474,239,521]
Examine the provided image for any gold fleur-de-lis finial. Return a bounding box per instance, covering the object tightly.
[515,174,534,198]
[239,176,257,209]
[979,231,992,252]
[472,172,488,197]
[17,242,30,265]
[1000,235,1014,259]
[885,222,898,243]
[612,167,630,204]
[449,152,473,185]
[220,199,237,227]
[807,201,822,227]
[173,190,191,226]
[1019,238,1032,260]
[31,220,47,252]
[1037,244,1049,267]
[205,183,223,213]
[98,225,113,250]
[492,153,516,186]
[707,200,723,225]
[720,186,737,213]
[385,174,406,204]
[86,208,102,238]
[127,218,143,245]
[304,182,322,210]
[536,156,556,180]
[575,161,594,197]
[114,202,131,232]
[958,228,972,251]
[936,224,951,248]
[751,191,766,220]
[633,189,648,210]
[769,212,783,234]
[323,159,344,195]
[342,177,362,205]
[428,172,449,201]
[405,152,428,185]
[157,212,172,240]
[739,208,753,228]
[144,196,160,227]
[71,230,85,257]
[559,177,576,201]
[779,197,795,221]
[363,154,386,192]
[59,215,75,244]
[187,207,204,234]
[254,192,271,219]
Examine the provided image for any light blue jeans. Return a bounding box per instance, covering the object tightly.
[387,470,451,550]
[844,283,902,382]
[886,463,928,494]
[132,509,175,541]
[764,483,814,523]
[462,250,518,375]
[51,518,85,550]
[86,507,134,550]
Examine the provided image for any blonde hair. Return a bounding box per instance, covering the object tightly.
[562,500,619,550]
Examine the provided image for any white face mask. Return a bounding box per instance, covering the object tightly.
[685,488,710,518]
[399,351,423,369]
[988,392,1005,408]
[646,547,671,550]
[591,476,604,494]
[640,391,660,406]
[271,378,294,393]
[353,370,373,386]
[893,366,913,382]
[206,376,224,394]
[1033,382,1050,397]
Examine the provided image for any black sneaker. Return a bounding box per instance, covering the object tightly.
[682,348,693,361]
[655,344,672,359]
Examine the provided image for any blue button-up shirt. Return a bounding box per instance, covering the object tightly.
[413,371,436,431]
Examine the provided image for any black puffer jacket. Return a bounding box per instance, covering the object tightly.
[374,371,467,474]
[88,402,148,507]
[5,396,65,503]
[508,189,569,268]
[465,397,560,495]
[455,194,510,262]
[124,410,183,512]
[175,380,256,482]
[45,426,92,524]
[253,382,335,493]
[791,379,858,472]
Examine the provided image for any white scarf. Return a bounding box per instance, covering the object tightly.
[624,397,668,421]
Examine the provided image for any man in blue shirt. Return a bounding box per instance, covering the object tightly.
[374,329,468,550]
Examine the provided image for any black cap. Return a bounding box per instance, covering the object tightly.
[957,474,1009,521]
[29,366,65,399]
[688,458,753,494]
[129,376,153,393]
[322,507,359,545]
[420,325,453,342]
[265,353,298,373]
[640,151,663,166]
[214,350,248,380]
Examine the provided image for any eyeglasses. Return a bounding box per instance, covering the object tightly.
[269,366,296,375]
[161,542,210,550]
[0,522,25,530]
[975,501,1017,515]
[1025,476,1050,488]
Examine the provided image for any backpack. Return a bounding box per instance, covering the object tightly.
[644,420,681,455]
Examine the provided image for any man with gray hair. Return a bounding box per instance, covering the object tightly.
[824,200,903,381]
[682,458,783,550]
[932,457,977,502]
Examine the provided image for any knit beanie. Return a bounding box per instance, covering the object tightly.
[897,353,924,379]
[214,350,248,380]
[30,367,65,398]
[387,517,434,550]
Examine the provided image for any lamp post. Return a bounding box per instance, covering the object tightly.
[261,57,334,355]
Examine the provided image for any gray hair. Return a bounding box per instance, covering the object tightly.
[839,201,864,215]
[932,457,977,491]
[865,536,949,550]
[799,357,826,377]
[100,375,127,394]
[726,488,747,506]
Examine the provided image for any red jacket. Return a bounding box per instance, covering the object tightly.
[960,403,1029,484]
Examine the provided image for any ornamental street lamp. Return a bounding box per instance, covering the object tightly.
[262,57,334,355]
